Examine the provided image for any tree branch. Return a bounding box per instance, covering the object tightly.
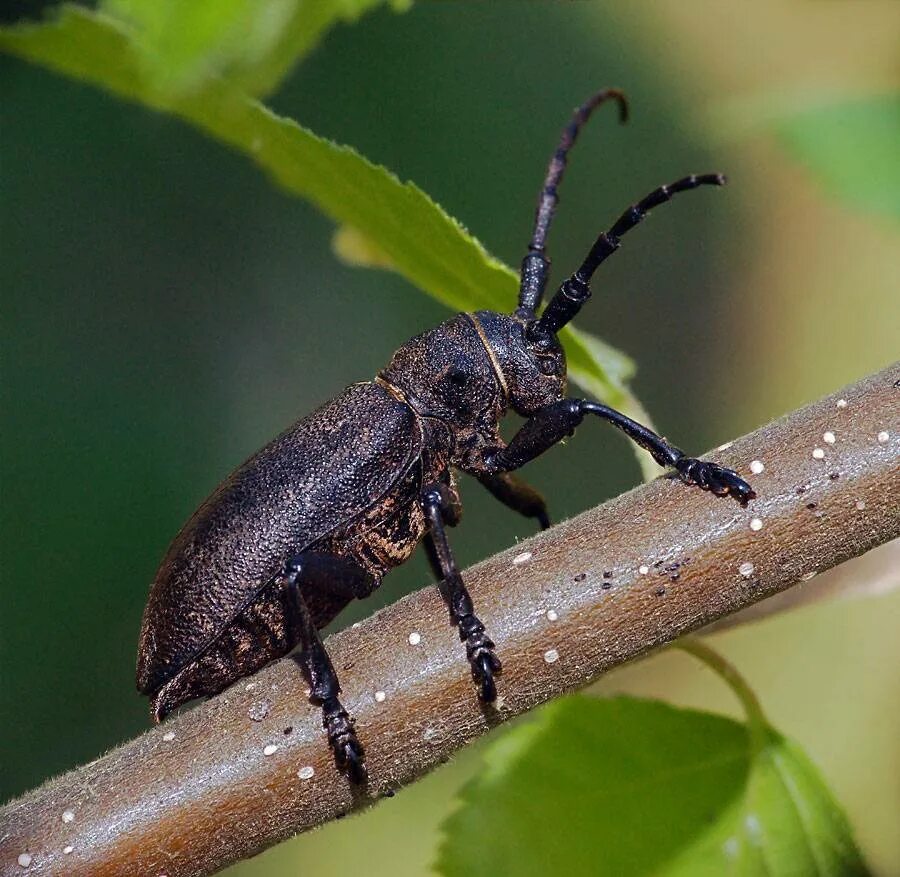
[2,364,898,877]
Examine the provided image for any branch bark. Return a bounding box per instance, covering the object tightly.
[2,364,898,877]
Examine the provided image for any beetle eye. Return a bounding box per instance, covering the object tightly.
[538,358,557,376]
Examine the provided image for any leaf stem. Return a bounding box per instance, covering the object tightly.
[675,638,771,753]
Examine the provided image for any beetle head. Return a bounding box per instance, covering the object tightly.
[470,310,567,417]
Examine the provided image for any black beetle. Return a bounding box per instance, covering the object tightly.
[137,89,754,783]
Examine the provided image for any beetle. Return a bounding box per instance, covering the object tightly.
[137,89,754,783]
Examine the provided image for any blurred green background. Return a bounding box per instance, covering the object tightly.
[2,1,898,874]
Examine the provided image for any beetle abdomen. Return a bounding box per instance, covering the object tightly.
[137,382,422,702]
[147,562,368,721]
[321,463,428,578]
[147,573,293,720]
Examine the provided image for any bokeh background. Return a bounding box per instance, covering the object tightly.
[2,1,898,874]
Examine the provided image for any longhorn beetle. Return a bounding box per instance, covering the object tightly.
[137,89,754,783]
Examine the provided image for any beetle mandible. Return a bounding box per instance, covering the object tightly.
[137,89,754,783]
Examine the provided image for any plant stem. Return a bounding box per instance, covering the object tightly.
[675,639,771,754]
[1,364,897,877]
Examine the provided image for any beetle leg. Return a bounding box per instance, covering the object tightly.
[475,472,550,530]
[488,399,754,505]
[279,553,371,784]
[421,483,502,702]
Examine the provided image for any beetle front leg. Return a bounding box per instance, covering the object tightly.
[279,553,373,784]
[489,399,754,504]
[421,483,502,702]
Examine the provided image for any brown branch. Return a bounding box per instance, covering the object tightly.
[704,537,899,632]
[2,364,898,877]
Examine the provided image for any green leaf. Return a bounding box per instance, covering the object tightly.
[0,5,652,476]
[566,327,662,481]
[101,0,411,98]
[0,6,515,334]
[437,693,867,874]
[775,94,900,222]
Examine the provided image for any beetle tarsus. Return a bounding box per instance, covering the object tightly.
[674,457,755,505]
[323,697,367,784]
[342,743,368,786]
[459,615,501,702]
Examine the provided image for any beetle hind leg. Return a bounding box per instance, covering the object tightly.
[280,552,374,784]
[422,483,502,702]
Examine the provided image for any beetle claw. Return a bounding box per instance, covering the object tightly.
[471,649,502,703]
[336,737,368,785]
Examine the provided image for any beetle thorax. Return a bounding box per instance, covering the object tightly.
[378,315,506,456]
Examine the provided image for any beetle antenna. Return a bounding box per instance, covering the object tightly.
[534,173,727,337]
[516,88,628,319]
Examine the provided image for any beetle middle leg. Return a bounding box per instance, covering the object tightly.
[488,399,754,503]
[476,472,551,530]
[421,483,502,702]
[278,552,374,784]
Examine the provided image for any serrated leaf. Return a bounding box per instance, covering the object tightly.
[776,95,900,222]
[0,5,652,477]
[101,0,411,98]
[437,696,868,877]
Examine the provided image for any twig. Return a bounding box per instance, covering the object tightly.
[2,364,897,877]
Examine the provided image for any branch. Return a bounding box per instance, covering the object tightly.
[2,364,898,877]
[704,537,899,632]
